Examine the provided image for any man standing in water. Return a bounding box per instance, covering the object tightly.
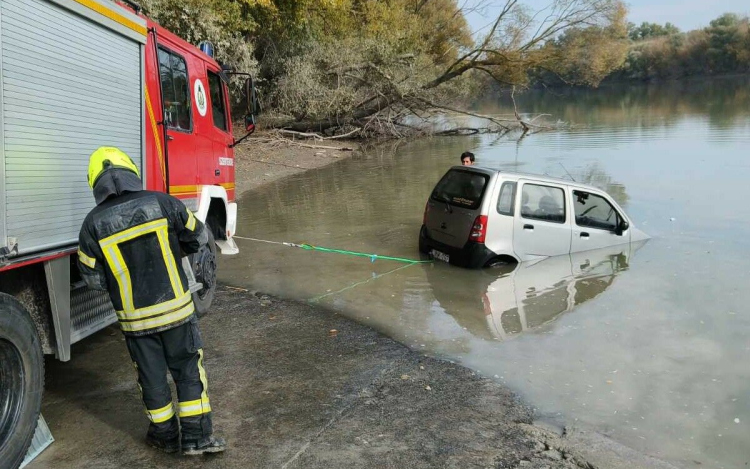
[77,147,225,456]
[461,151,475,166]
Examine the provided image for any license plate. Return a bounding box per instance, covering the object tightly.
[430,249,450,263]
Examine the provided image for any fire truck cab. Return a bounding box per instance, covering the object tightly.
[145,19,240,256]
[0,1,254,467]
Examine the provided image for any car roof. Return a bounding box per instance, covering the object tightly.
[449,166,608,194]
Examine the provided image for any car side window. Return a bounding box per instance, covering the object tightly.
[158,48,192,132]
[207,71,228,132]
[497,182,516,216]
[520,184,566,223]
[573,190,619,231]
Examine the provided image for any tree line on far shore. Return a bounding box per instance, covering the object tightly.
[608,14,750,82]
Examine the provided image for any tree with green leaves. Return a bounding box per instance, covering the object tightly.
[142,0,629,136]
[613,13,750,81]
[628,21,679,41]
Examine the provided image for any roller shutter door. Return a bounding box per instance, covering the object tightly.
[1,0,144,255]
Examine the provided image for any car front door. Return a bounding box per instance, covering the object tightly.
[570,189,630,253]
[513,180,571,261]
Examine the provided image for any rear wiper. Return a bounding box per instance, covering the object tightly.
[441,195,453,213]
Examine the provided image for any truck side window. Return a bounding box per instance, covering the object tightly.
[573,190,619,231]
[158,48,192,132]
[497,182,516,216]
[207,71,228,132]
[520,184,565,223]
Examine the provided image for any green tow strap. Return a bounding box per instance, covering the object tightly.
[298,243,432,264]
[233,236,432,264]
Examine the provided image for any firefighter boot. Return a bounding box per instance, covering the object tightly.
[146,434,180,454]
[182,436,226,456]
[145,416,180,454]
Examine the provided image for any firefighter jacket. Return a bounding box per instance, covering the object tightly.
[77,168,208,337]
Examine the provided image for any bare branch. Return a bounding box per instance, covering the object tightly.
[511,86,529,132]
[414,97,511,130]
[275,127,362,140]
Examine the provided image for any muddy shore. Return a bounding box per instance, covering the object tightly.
[30,288,674,469]
[27,136,677,468]
[232,132,358,195]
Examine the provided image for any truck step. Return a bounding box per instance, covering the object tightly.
[70,287,117,345]
[68,259,200,346]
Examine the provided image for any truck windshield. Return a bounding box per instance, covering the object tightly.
[431,170,489,210]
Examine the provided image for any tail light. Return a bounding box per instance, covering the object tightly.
[423,202,430,225]
[469,215,488,243]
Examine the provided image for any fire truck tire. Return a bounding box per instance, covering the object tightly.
[0,293,44,469]
[192,229,217,318]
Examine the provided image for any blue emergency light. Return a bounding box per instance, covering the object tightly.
[198,41,215,58]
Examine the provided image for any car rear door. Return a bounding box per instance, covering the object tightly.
[425,169,490,248]
[512,180,571,261]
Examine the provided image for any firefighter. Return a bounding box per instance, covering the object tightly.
[76,147,226,455]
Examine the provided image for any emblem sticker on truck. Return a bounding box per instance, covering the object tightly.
[219,157,234,167]
[194,79,208,117]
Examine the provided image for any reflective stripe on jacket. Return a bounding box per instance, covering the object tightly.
[77,175,206,336]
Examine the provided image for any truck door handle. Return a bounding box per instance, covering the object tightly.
[580,232,590,238]
[523,224,534,230]
[166,134,174,141]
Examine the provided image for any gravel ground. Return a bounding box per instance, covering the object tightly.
[27,287,676,469]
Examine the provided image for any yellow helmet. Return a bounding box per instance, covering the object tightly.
[88,147,140,188]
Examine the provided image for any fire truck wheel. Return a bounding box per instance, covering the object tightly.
[192,229,217,318]
[0,293,44,469]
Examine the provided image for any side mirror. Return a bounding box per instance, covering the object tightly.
[243,77,259,133]
[230,77,259,148]
[244,77,259,116]
[244,113,256,134]
[615,218,629,236]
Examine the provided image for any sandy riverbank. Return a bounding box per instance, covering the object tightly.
[232,131,359,196]
[29,288,675,469]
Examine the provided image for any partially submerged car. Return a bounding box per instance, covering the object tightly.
[419,167,648,268]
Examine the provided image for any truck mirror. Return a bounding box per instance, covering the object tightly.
[244,77,259,116]
[616,218,629,236]
[244,113,256,133]
[229,77,258,147]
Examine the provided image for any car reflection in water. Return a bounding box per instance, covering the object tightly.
[425,241,647,341]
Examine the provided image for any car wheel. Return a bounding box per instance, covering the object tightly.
[191,229,217,318]
[418,226,429,254]
[0,293,44,469]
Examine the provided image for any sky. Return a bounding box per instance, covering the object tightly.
[464,0,750,36]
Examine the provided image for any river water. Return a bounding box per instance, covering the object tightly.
[220,77,750,468]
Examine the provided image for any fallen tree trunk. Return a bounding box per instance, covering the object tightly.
[262,78,555,139]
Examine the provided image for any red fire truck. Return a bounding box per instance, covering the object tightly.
[0,1,255,466]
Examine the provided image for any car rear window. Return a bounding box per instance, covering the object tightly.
[431,170,489,210]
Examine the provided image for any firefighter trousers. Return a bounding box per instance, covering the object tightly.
[125,315,213,443]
